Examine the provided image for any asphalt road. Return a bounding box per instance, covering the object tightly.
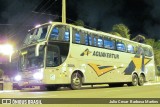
[0,84,160,107]
[0,84,160,98]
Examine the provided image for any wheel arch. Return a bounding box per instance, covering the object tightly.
[71,70,85,83]
[132,71,138,78]
[139,72,146,82]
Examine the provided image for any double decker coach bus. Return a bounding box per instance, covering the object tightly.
[14,22,156,90]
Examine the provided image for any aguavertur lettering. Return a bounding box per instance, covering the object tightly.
[93,51,119,59]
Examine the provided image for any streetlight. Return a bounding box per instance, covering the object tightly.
[0,44,14,62]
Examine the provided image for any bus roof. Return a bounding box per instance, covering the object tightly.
[33,22,152,48]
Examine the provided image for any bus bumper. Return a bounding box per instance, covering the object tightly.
[17,79,44,87]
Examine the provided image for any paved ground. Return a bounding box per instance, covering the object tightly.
[0,83,160,107]
[1,84,160,98]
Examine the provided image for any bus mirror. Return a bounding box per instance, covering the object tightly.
[35,44,40,56]
[35,42,46,56]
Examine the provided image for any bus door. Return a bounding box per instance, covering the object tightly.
[46,45,61,82]
[46,45,60,67]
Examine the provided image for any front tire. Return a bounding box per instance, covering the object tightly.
[127,74,138,86]
[70,72,82,90]
[138,74,145,86]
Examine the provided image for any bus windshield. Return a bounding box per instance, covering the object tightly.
[20,46,45,71]
[23,25,51,46]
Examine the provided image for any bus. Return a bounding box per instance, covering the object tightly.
[14,22,156,90]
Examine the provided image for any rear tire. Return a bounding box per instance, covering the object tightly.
[70,72,82,90]
[138,74,145,86]
[127,74,138,86]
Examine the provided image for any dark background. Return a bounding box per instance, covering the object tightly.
[0,0,160,47]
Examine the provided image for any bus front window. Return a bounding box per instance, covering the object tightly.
[20,46,45,70]
[23,25,51,46]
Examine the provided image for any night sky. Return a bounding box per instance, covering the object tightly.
[0,0,160,46]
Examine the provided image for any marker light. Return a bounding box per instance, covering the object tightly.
[35,24,41,28]
[49,21,52,24]
[14,75,21,81]
[33,72,43,80]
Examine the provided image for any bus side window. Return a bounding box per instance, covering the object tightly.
[50,27,59,40]
[116,42,126,52]
[127,44,134,53]
[93,37,97,46]
[75,32,80,43]
[89,35,92,46]
[104,39,115,49]
[143,48,149,56]
[136,46,144,57]
[98,37,103,47]
[84,33,92,46]
[148,48,153,57]
[143,47,153,57]
[84,34,89,45]
[64,31,70,41]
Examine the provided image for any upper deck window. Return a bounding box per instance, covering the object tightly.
[116,42,126,52]
[143,47,153,57]
[49,25,70,42]
[127,45,134,53]
[23,25,51,46]
[98,37,103,47]
[50,27,59,40]
[75,33,81,43]
[64,31,70,41]
[104,39,115,49]
[84,35,89,45]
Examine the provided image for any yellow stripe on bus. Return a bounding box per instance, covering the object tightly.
[132,57,151,69]
[88,63,114,76]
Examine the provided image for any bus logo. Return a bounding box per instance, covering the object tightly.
[81,49,92,56]
[89,63,114,76]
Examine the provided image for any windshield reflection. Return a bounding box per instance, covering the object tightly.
[20,46,44,71]
[23,25,51,46]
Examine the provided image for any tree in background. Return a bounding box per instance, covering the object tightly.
[132,34,146,43]
[145,38,155,47]
[111,24,130,39]
[109,32,122,37]
[73,20,85,26]
[145,39,160,75]
[153,41,160,66]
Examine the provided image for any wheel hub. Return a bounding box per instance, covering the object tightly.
[73,78,80,85]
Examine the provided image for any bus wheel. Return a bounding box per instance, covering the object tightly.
[138,74,145,86]
[127,74,138,86]
[70,72,82,90]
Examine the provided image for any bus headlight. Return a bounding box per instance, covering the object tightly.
[33,72,43,80]
[14,75,21,81]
